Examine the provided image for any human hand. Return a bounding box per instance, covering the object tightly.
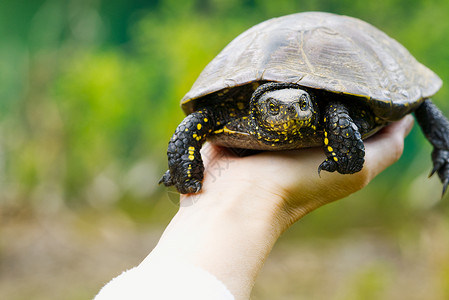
[189,114,414,230]
[150,115,414,300]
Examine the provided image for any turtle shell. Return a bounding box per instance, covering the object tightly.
[181,12,442,121]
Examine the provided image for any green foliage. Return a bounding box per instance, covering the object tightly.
[1,0,449,299]
[1,0,449,215]
[1,1,449,225]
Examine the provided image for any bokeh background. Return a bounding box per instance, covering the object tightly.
[1,0,449,299]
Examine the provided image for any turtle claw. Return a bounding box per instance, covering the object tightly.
[428,165,439,178]
[430,148,449,196]
[428,153,445,178]
[318,159,338,176]
[159,170,202,194]
[177,180,202,195]
[159,170,174,187]
[442,179,449,197]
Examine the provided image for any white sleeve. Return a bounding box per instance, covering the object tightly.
[93,255,235,300]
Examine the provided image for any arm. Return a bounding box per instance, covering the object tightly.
[96,115,414,300]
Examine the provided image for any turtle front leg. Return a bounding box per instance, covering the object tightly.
[414,99,449,195]
[318,102,365,175]
[159,109,215,194]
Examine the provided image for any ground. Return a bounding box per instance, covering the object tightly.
[1,203,449,300]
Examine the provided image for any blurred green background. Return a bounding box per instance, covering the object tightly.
[1,0,449,299]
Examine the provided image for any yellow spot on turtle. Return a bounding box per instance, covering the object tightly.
[324,138,329,145]
[188,164,192,170]
[188,155,194,160]
[193,133,197,138]
[237,102,244,110]
[196,136,202,141]
[204,118,208,122]
[188,146,195,151]
[324,117,326,122]
[185,128,189,132]
[217,121,221,125]
[324,131,328,137]
[332,152,336,156]
[333,157,338,162]
[197,124,202,130]
[328,146,334,152]
[222,126,238,134]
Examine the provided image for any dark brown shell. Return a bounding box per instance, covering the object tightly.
[181,12,442,121]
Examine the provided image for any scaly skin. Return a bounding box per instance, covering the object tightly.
[161,83,381,194]
[165,82,449,196]
[248,82,320,147]
[318,102,366,175]
[159,109,216,194]
[415,99,449,195]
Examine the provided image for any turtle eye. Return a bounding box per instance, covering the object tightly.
[267,99,279,115]
[299,94,309,111]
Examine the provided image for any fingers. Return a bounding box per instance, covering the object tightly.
[197,116,414,204]
[271,115,415,201]
[364,115,414,180]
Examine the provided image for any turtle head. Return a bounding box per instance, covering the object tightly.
[249,83,319,140]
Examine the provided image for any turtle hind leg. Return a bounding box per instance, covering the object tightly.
[415,99,449,195]
[159,109,215,194]
[318,102,365,175]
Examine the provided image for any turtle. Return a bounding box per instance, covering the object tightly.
[160,11,449,195]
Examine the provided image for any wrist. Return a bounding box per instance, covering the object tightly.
[151,184,286,299]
